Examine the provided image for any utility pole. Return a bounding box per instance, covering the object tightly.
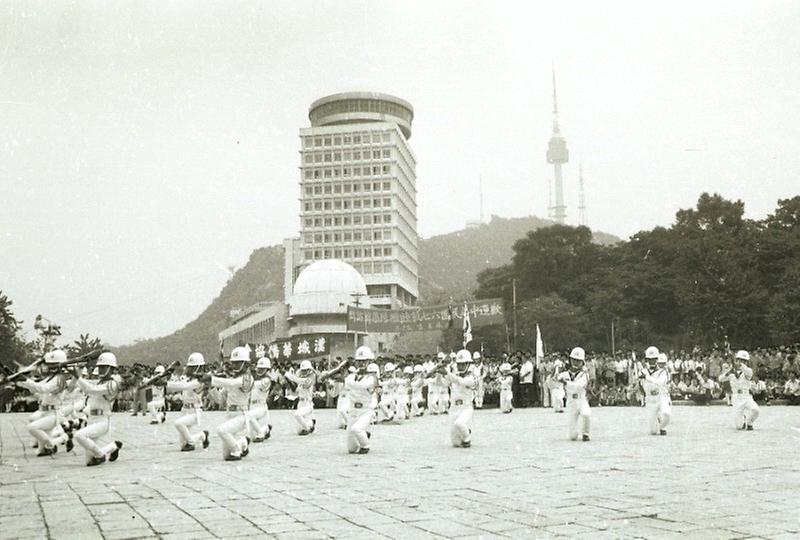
[512,279,518,350]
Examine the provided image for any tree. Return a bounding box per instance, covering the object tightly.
[68,333,104,358]
[0,291,30,370]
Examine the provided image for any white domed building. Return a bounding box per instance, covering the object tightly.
[289,260,370,335]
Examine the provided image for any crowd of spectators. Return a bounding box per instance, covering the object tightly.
[3,345,799,413]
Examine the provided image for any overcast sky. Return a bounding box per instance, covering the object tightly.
[1,1,798,346]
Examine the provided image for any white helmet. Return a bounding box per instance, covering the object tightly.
[299,359,313,371]
[187,352,205,367]
[348,365,357,373]
[500,362,512,372]
[230,347,249,362]
[645,346,660,359]
[403,366,413,375]
[413,364,423,373]
[735,350,750,361]
[449,352,457,360]
[91,367,100,376]
[96,352,117,367]
[657,353,668,365]
[384,362,396,372]
[456,349,473,363]
[366,362,380,374]
[45,350,66,364]
[256,357,272,369]
[154,365,165,375]
[355,346,375,361]
[569,347,585,362]
[436,352,446,360]
[472,351,481,360]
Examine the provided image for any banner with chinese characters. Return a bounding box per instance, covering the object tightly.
[346,298,504,333]
[265,334,333,362]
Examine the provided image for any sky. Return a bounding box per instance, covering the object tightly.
[1,1,798,346]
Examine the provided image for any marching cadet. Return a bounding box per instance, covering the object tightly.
[472,352,487,408]
[209,346,254,461]
[165,352,209,452]
[719,350,760,430]
[442,349,477,448]
[284,358,347,435]
[18,350,72,456]
[497,362,517,413]
[64,369,88,431]
[144,365,168,424]
[410,365,426,417]
[344,346,380,454]
[557,347,592,441]
[395,366,412,420]
[549,362,566,413]
[248,356,273,442]
[377,361,398,422]
[638,347,672,435]
[74,352,123,466]
[335,365,355,429]
[425,354,443,414]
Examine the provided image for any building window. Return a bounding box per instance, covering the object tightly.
[313,170,321,179]
[314,233,322,242]
[343,168,350,177]
[353,151,361,160]
[373,231,381,240]
[344,232,352,241]
[323,201,331,210]
[334,152,341,161]
[314,250,321,258]
[314,154,322,163]
[384,247,392,257]
[353,248,362,258]
[324,137,331,146]
[372,134,381,143]
[373,166,380,175]
[353,216,361,225]
[334,249,342,258]
[323,249,330,258]
[363,199,371,208]
[304,218,312,227]
[305,203,313,211]
[334,184,342,193]
[314,137,322,146]
[353,200,361,209]
[354,231,362,241]
[304,233,313,243]
[354,168,361,177]
[344,152,351,161]
[305,187,312,195]
[343,200,350,209]
[343,248,351,257]
[343,135,351,144]
[324,153,332,162]
[373,198,381,207]
[343,216,351,225]
[314,186,322,194]
[314,218,322,226]
[334,136,341,145]
[324,169,332,178]
[334,200,342,210]
[382,149,390,158]
[373,213,381,223]
[382,165,389,174]
[333,169,340,177]
[364,247,372,257]
[323,218,331,226]
[304,250,313,260]
[353,135,361,144]
[382,132,390,142]
[373,150,380,159]
[323,233,331,242]
[383,181,390,190]
[383,198,391,207]
[334,217,341,225]
[363,183,371,192]
[304,154,313,164]
[364,215,372,224]
[353,183,360,192]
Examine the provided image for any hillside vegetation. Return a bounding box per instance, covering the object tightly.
[115,216,618,364]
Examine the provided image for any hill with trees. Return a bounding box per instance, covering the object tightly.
[114,215,617,364]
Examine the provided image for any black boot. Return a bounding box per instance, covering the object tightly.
[109,441,122,462]
[202,430,210,449]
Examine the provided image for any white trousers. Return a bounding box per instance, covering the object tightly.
[174,407,205,447]
[346,408,374,453]
[379,396,396,421]
[395,396,409,420]
[449,405,473,447]
[475,384,485,408]
[439,390,450,411]
[410,396,424,416]
[646,397,671,434]
[427,389,440,414]
[551,388,565,412]
[566,400,591,440]
[28,411,67,450]
[75,416,116,463]
[336,396,350,428]
[148,397,165,422]
[216,411,249,459]
[500,389,513,412]
[248,403,272,438]
[293,399,314,433]
[732,395,759,428]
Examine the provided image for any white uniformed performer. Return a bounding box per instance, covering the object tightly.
[438,353,454,411]
[209,346,254,461]
[638,347,672,436]
[248,356,273,442]
[719,350,760,430]
[335,366,355,429]
[410,365,426,417]
[395,366,412,420]
[144,365,168,424]
[472,352,486,408]
[557,347,592,441]
[64,370,88,432]
[284,358,347,435]
[344,346,379,454]
[165,352,209,452]
[442,349,476,448]
[377,362,398,422]
[74,352,123,466]
[497,362,516,413]
[425,355,442,414]
[18,350,72,456]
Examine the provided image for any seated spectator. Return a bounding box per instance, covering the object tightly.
[784,373,800,405]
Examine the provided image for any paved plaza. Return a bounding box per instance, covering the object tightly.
[1,406,799,539]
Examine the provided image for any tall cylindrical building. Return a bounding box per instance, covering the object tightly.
[294,92,419,309]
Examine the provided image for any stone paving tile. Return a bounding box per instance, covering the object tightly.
[2,407,800,539]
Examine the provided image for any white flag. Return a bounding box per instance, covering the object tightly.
[535,324,544,367]
[462,303,472,347]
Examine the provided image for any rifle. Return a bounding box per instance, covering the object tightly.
[0,357,46,385]
[137,360,180,389]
